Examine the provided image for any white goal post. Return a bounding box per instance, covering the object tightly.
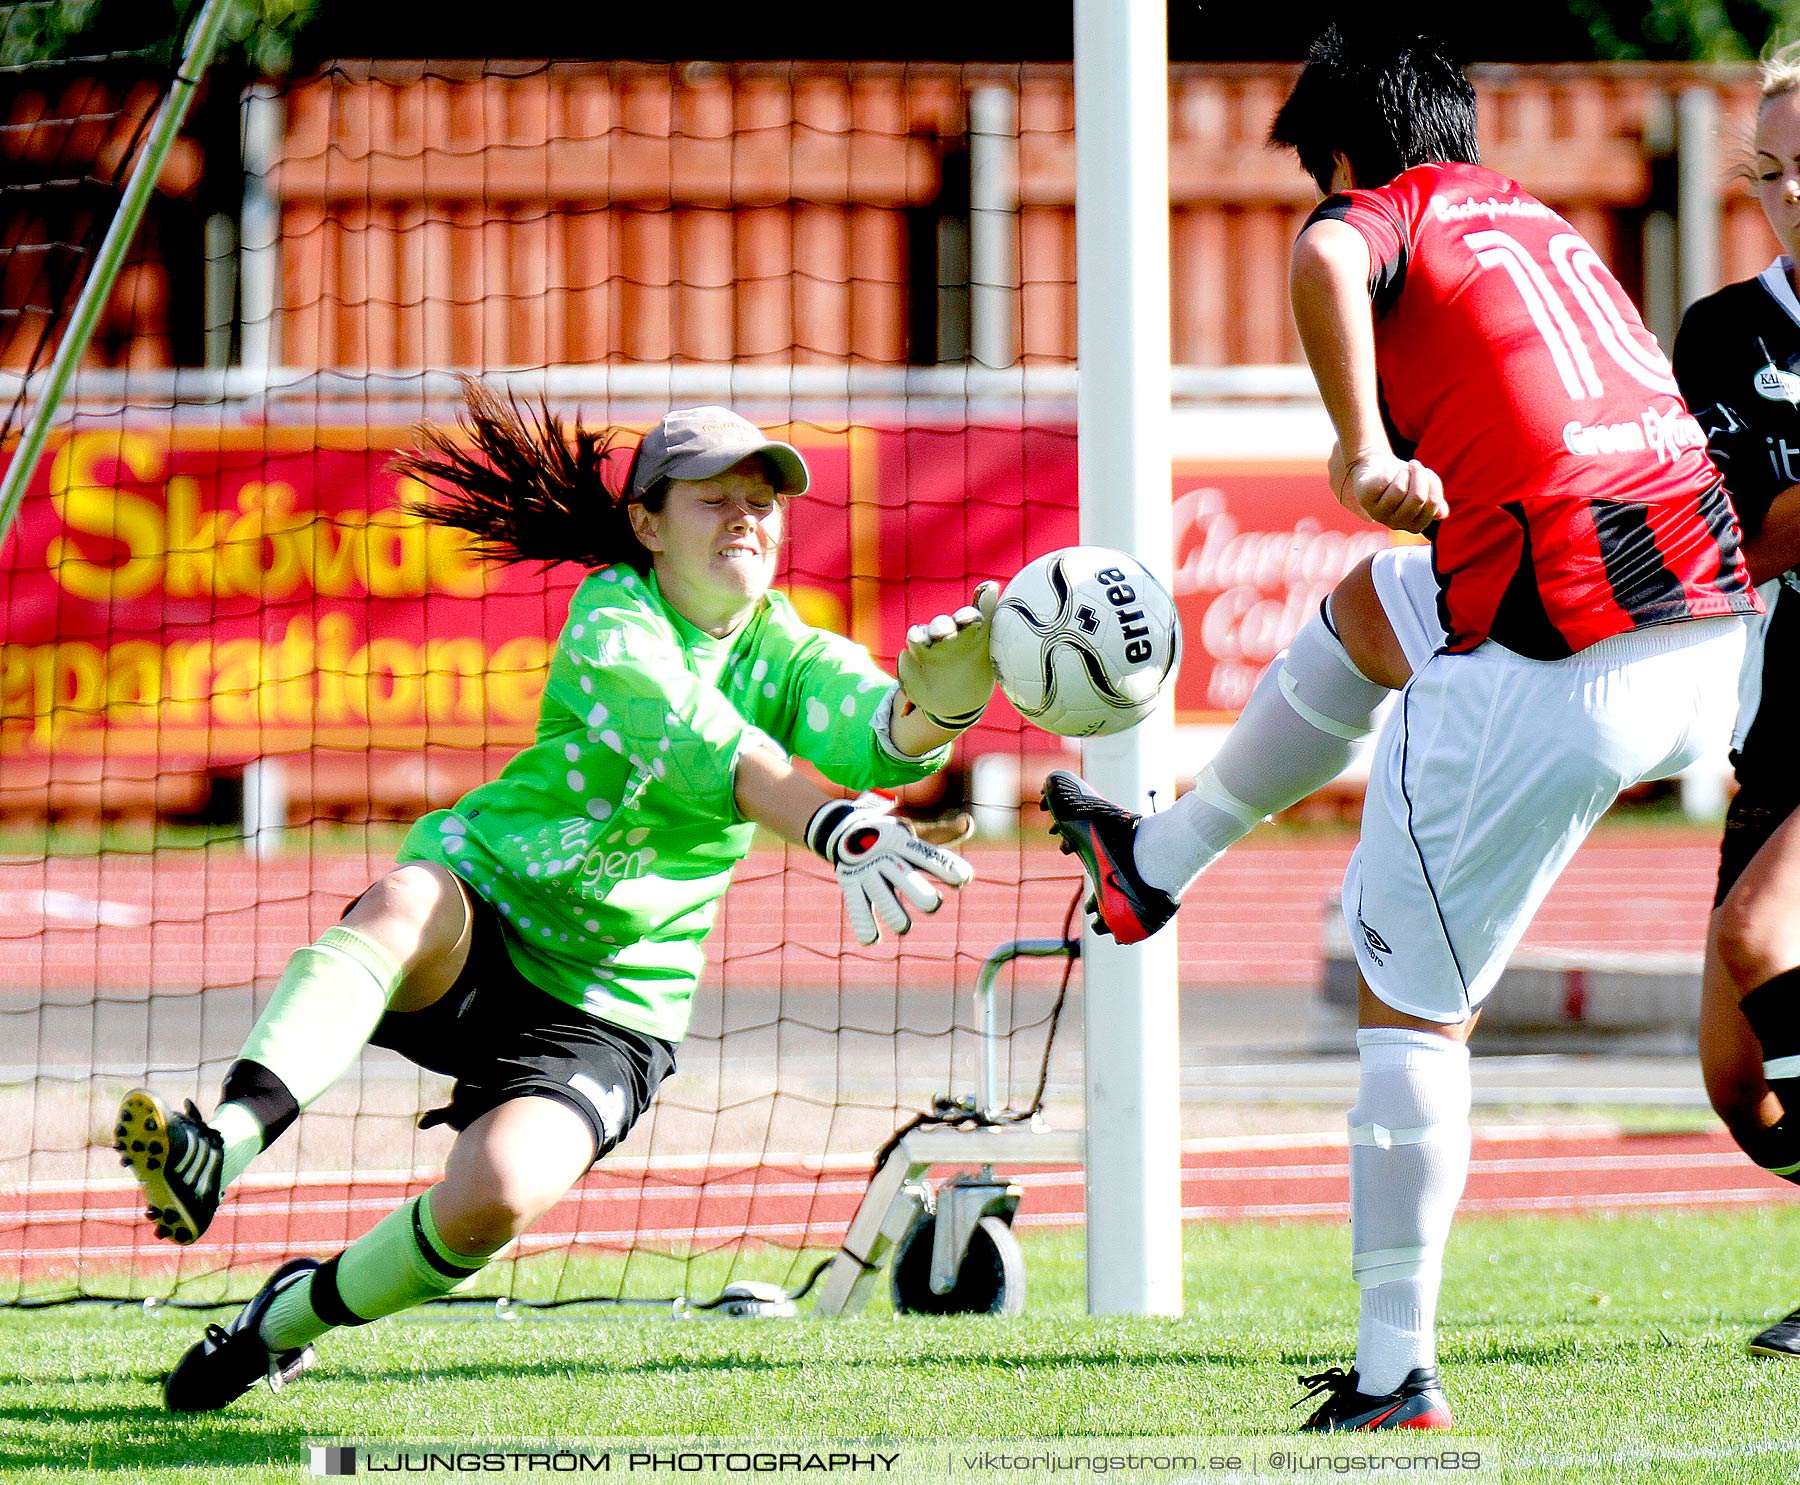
[1073,0,1185,1316]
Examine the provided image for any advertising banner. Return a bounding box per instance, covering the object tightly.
[0,421,1392,764]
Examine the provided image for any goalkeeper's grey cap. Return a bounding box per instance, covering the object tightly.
[630,407,809,499]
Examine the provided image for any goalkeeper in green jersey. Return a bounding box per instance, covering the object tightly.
[115,381,998,1412]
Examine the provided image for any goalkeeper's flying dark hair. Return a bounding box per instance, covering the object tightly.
[393,376,652,573]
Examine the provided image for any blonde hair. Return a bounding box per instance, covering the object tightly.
[1733,40,1800,187]
[1762,40,1800,102]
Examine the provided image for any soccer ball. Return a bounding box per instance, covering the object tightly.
[988,546,1181,737]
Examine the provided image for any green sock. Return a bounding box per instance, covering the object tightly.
[258,1188,489,1352]
[213,925,405,1188]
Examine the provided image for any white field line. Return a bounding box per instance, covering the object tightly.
[10,1166,1785,1267]
[16,1185,1783,1262]
[16,1148,1775,1225]
[15,1177,884,1226]
[0,1122,1665,1203]
[19,1218,840,1261]
[12,1147,1778,1219]
[6,1149,899,1199]
[1175,1186,1780,1222]
[1174,1121,1627,1152]
[0,889,150,927]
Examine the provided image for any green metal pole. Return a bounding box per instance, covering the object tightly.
[0,0,241,547]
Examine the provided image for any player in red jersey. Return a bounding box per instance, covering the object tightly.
[1673,41,1800,1360]
[1044,23,1759,1432]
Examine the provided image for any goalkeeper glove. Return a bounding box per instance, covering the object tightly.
[805,796,974,946]
[896,580,1001,730]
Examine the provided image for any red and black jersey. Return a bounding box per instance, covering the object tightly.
[1313,162,1759,658]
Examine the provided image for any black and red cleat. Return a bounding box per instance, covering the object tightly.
[1040,770,1179,945]
[1294,1366,1454,1432]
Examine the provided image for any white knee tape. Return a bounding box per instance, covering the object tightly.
[1347,1120,1439,1150]
[1189,764,1265,832]
[1279,665,1372,741]
[1351,1243,1431,1287]
[1279,611,1387,739]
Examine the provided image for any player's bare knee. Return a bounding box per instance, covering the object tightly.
[1357,977,1477,1041]
[447,1199,530,1254]
[445,1176,562,1253]
[1715,894,1800,994]
[346,863,465,959]
[1326,557,1410,691]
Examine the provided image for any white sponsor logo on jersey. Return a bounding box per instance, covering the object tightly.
[1561,406,1707,463]
[1432,195,1555,224]
[1754,365,1800,405]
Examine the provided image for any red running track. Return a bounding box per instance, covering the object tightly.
[0,828,1722,993]
[6,1129,1792,1292]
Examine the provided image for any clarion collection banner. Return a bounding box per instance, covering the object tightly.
[0,421,1394,764]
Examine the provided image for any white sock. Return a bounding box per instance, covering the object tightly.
[1347,1026,1472,1396]
[1132,766,1259,894]
[1133,605,1389,895]
[211,1103,265,1189]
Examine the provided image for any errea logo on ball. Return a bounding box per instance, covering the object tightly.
[989,546,1181,738]
[1093,566,1157,665]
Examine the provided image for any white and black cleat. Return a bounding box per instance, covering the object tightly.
[162,1258,321,1412]
[115,1088,224,1245]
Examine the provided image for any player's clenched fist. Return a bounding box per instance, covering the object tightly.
[805,796,974,945]
[1329,444,1448,535]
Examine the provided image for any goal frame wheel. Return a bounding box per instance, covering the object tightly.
[890,1210,1025,1316]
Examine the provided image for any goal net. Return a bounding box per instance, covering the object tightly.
[1,52,1092,1309]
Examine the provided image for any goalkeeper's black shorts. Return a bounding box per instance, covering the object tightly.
[364,880,676,1165]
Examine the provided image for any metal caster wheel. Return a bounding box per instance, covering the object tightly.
[890,1212,1024,1315]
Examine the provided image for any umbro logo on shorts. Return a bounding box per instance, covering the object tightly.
[1360,917,1394,963]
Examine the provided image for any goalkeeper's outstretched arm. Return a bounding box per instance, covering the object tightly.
[733,744,972,947]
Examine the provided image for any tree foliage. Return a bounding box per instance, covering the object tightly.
[0,0,319,75]
[1570,0,1792,61]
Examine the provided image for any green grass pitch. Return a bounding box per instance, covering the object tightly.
[5,1206,1799,1484]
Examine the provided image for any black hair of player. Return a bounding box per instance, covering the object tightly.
[395,376,655,572]
[1269,23,1479,196]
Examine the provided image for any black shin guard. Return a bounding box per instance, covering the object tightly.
[219,1058,301,1146]
[1742,969,1800,1091]
[1738,968,1800,1182]
[1739,1121,1800,1184]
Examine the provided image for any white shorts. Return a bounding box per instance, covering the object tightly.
[1343,545,1747,1023]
